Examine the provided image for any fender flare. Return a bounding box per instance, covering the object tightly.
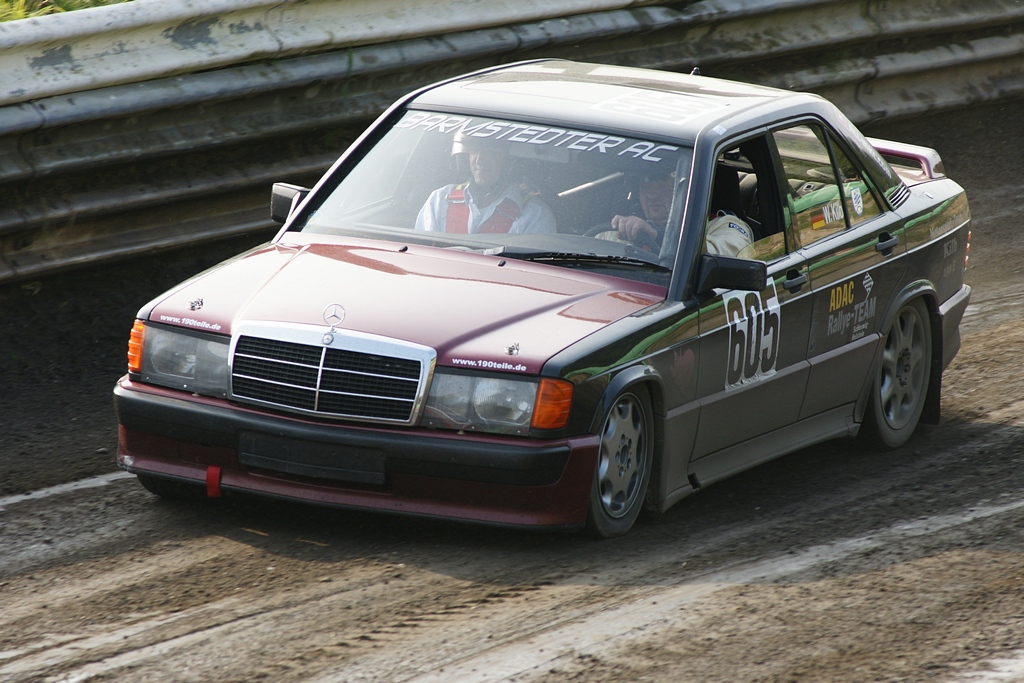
[854,279,943,426]
[588,364,665,432]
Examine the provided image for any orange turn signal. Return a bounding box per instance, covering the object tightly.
[127,320,145,373]
[531,378,574,430]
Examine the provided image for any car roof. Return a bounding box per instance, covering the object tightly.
[408,60,820,143]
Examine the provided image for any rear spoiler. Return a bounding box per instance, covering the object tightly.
[867,137,945,180]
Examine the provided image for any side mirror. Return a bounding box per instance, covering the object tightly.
[271,183,311,224]
[696,253,767,294]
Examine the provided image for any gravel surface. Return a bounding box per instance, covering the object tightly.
[0,97,1022,683]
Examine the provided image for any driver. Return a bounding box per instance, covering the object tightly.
[604,168,753,257]
[608,170,675,249]
[415,133,555,235]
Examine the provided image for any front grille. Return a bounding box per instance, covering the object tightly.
[231,335,425,423]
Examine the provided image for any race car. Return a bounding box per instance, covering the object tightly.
[114,60,971,537]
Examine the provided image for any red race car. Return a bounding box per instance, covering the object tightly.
[115,60,971,537]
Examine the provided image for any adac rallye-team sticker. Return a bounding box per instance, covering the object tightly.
[826,272,877,342]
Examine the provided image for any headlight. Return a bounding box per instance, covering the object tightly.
[473,377,536,427]
[132,322,230,397]
[422,372,573,435]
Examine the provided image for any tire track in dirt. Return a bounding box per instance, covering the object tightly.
[4,376,1023,683]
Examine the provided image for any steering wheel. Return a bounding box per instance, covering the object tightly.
[584,222,619,238]
[585,221,661,253]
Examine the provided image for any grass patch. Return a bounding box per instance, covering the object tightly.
[1,0,132,22]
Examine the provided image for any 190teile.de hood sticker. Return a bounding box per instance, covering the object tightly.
[450,357,528,372]
[157,313,223,332]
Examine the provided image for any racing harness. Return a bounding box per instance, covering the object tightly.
[445,182,538,234]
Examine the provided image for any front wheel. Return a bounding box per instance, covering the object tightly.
[861,299,932,449]
[586,388,654,538]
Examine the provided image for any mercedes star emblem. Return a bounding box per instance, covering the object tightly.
[323,303,346,329]
[322,303,346,344]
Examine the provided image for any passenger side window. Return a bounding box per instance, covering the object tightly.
[832,141,883,228]
[772,123,884,249]
[773,124,847,248]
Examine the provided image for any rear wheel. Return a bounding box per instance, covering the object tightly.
[586,388,653,538]
[862,299,932,449]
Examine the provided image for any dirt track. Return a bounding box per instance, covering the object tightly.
[1,98,1023,683]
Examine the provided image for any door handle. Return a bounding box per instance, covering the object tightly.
[875,233,899,255]
[783,269,807,293]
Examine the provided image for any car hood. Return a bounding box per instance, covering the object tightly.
[147,235,666,374]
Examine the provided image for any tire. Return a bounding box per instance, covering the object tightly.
[585,387,654,538]
[137,473,206,500]
[861,298,932,449]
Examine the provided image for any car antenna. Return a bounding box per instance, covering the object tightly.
[691,66,701,76]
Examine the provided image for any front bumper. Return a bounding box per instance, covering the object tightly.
[114,378,598,528]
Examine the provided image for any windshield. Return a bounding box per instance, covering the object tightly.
[298,110,693,283]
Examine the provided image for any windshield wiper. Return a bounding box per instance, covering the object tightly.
[497,246,670,272]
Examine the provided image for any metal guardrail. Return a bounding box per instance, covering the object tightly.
[2,0,1023,283]
[0,0,660,106]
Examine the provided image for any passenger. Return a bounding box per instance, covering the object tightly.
[705,210,753,256]
[705,164,753,256]
[415,133,555,234]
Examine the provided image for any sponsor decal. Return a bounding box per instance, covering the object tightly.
[851,187,864,216]
[829,281,855,312]
[926,209,970,241]
[826,273,877,341]
[158,314,222,331]
[724,282,781,389]
[812,200,844,230]
[943,237,959,258]
[396,113,678,162]
[451,357,528,372]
